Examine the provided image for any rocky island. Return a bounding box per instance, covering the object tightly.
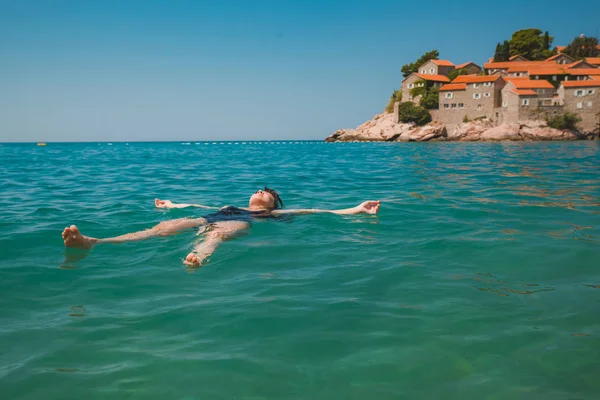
[327,29,600,142]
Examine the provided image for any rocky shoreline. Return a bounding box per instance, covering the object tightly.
[325,112,598,142]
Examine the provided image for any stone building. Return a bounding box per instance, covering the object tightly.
[402,73,450,104]
[557,80,600,131]
[417,59,455,76]
[454,62,482,75]
[438,75,505,129]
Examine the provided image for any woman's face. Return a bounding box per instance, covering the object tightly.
[249,189,275,209]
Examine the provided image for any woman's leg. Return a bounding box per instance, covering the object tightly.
[184,220,250,267]
[62,218,208,249]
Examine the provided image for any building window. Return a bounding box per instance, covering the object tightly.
[576,102,583,109]
[483,82,491,87]
[459,103,464,108]
[502,101,507,108]
[587,101,593,108]
[588,89,595,95]
[575,90,584,96]
[484,93,491,97]
[477,104,482,110]
[445,93,453,99]
[443,104,449,109]
[552,75,557,80]
[473,83,480,89]
[451,103,457,108]
[421,70,425,74]
[409,83,414,89]
[417,82,424,87]
[430,68,434,74]
[522,99,529,106]
[473,93,481,99]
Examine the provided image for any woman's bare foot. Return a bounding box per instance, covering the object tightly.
[62,225,97,249]
[184,252,205,268]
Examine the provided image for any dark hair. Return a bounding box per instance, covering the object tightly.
[264,187,284,209]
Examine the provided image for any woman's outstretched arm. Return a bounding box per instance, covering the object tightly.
[155,198,219,210]
[271,200,380,216]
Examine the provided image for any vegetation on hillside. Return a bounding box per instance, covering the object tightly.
[493,29,555,61]
[447,68,468,81]
[547,112,581,131]
[401,50,439,78]
[397,102,432,126]
[562,35,600,59]
[384,90,403,113]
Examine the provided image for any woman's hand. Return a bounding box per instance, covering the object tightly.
[355,200,380,214]
[155,198,175,209]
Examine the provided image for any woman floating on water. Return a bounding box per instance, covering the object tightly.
[61,187,380,267]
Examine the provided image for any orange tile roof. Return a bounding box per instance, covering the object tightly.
[452,75,502,83]
[544,53,575,63]
[503,76,529,81]
[509,55,528,61]
[430,60,455,67]
[591,76,600,81]
[415,73,450,82]
[555,46,566,53]
[561,80,600,88]
[510,89,537,96]
[455,61,479,69]
[510,79,555,89]
[566,68,600,76]
[586,57,600,65]
[568,60,595,69]
[484,61,546,69]
[527,67,568,75]
[439,83,467,91]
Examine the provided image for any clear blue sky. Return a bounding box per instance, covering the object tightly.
[1,0,599,142]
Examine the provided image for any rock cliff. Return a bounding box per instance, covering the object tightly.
[325,112,596,142]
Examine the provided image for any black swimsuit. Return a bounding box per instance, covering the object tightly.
[202,206,273,224]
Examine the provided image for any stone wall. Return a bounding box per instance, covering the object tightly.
[561,88,600,133]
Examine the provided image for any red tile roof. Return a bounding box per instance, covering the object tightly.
[561,80,600,88]
[455,62,479,69]
[430,60,455,67]
[509,79,555,89]
[484,61,546,69]
[510,89,538,96]
[439,83,467,91]
[452,75,502,83]
[509,55,528,61]
[568,60,590,68]
[555,46,567,53]
[544,54,575,62]
[527,67,568,75]
[415,74,451,82]
[586,57,600,65]
[566,69,600,76]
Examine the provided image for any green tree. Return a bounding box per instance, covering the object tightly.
[384,90,402,113]
[401,50,440,78]
[447,68,469,81]
[508,28,555,60]
[563,35,600,59]
[398,102,432,126]
[409,80,428,99]
[494,40,510,62]
[547,112,581,131]
[493,43,501,61]
[420,87,439,110]
[543,31,550,50]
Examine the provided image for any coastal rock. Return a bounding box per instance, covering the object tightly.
[325,112,446,142]
[449,119,581,141]
[326,112,592,142]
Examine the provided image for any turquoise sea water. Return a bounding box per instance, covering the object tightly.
[1,141,600,399]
